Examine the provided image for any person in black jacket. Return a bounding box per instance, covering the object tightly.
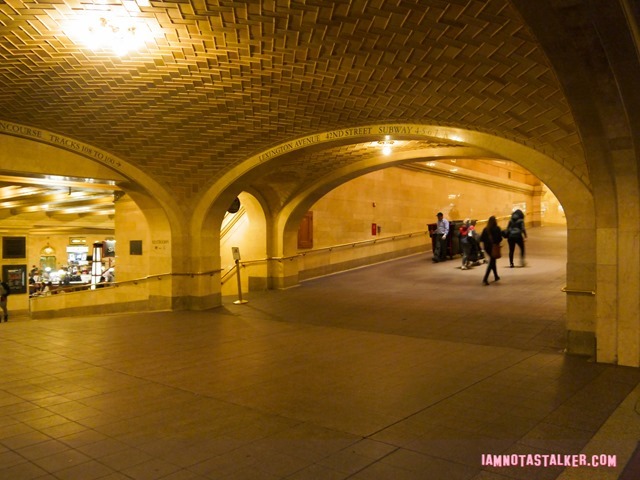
[0,280,9,321]
[480,216,503,285]
[506,209,527,267]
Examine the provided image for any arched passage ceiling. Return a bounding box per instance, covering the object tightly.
[1,0,587,205]
[241,138,464,211]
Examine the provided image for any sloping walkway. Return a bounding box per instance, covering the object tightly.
[0,227,638,480]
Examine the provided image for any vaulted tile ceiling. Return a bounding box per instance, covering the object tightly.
[0,174,117,217]
[1,0,581,204]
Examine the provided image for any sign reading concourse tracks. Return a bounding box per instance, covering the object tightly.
[1,120,462,174]
[0,120,122,170]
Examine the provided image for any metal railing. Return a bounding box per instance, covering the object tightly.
[562,287,596,295]
[219,230,430,284]
[114,269,223,286]
[274,230,431,262]
[220,260,268,285]
[30,269,225,297]
[220,205,246,238]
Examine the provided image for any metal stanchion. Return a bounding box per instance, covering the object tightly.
[232,247,248,305]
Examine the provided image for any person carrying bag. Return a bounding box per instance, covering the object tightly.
[480,216,503,285]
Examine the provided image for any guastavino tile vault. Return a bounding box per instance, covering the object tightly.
[2,1,640,478]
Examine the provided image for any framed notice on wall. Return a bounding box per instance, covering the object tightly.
[2,264,27,294]
[130,240,143,255]
[104,239,116,257]
[2,236,26,259]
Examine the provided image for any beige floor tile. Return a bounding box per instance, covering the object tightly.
[0,228,638,479]
[16,440,70,461]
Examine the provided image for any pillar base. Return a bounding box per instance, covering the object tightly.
[566,330,596,359]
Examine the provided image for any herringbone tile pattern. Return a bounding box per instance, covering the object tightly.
[0,0,585,202]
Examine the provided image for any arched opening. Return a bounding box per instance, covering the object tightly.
[294,160,566,280]
[0,124,181,317]
[39,243,57,273]
[220,191,269,300]
[192,123,593,357]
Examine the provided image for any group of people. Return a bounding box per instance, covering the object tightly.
[432,210,528,285]
[29,266,63,296]
[28,265,115,296]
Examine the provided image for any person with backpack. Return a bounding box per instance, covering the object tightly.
[506,209,527,268]
[0,280,9,322]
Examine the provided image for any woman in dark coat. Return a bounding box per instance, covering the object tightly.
[506,209,527,267]
[480,216,503,285]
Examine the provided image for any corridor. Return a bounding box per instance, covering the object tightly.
[1,227,638,480]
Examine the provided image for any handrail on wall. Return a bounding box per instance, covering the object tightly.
[562,287,596,295]
[114,269,224,286]
[221,205,246,238]
[220,230,431,283]
[220,266,237,284]
[271,215,508,262]
[30,269,225,298]
[274,229,431,262]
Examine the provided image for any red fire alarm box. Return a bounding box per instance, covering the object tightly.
[371,223,377,235]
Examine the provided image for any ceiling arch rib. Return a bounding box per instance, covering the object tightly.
[245,125,594,257]
[248,140,473,210]
[194,120,590,249]
[1,0,584,203]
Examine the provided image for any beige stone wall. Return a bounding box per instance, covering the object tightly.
[447,159,538,186]
[114,194,150,282]
[308,166,542,249]
[540,186,566,225]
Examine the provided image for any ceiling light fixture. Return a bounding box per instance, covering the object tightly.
[378,136,395,156]
[65,14,153,56]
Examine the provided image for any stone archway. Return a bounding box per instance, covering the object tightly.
[0,122,186,315]
[275,133,593,358]
[219,191,269,299]
[511,0,640,368]
[192,123,596,359]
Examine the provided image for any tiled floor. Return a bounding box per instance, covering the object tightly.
[1,226,639,479]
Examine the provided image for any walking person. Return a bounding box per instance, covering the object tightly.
[459,219,472,269]
[506,209,527,267]
[480,216,503,285]
[0,280,10,321]
[432,212,449,262]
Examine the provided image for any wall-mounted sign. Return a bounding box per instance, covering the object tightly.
[130,240,143,256]
[104,239,116,257]
[2,236,26,259]
[2,264,26,294]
